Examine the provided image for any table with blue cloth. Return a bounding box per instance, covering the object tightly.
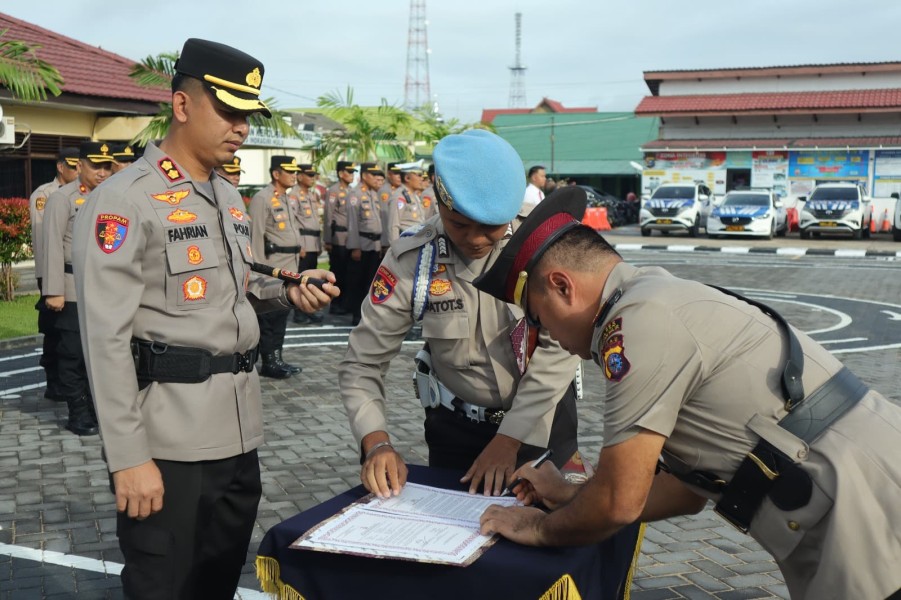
[256,465,645,600]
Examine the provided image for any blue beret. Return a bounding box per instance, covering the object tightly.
[433,129,525,225]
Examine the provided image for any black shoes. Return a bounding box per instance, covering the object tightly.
[259,352,292,379]
[293,311,324,325]
[329,305,349,316]
[273,349,301,374]
[65,395,99,436]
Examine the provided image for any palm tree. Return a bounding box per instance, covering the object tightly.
[129,52,299,146]
[0,28,63,101]
[315,87,414,171]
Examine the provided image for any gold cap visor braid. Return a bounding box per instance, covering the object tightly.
[211,86,272,117]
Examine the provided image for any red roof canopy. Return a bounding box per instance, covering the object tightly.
[481,97,596,123]
[0,11,169,105]
[635,89,901,117]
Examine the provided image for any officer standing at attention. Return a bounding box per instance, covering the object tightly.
[30,146,79,402]
[291,163,324,325]
[385,163,426,246]
[345,162,384,326]
[112,143,139,173]
[323,161,356,316]
[42,141,115,435]
[340,130,582,498]
[420,162,437,220]
[379,162,402,249]
[476,189,901,600]
[249,155,304,378]
[72,39,337,600]
[215,155,243,187]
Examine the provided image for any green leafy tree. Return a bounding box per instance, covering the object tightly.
[410,105,474,145]
[129,52,299,146]
[0,198,31,301]
[0,28,64,101]
[315,87,414,172]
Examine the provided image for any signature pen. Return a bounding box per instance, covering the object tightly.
[501,448,553,497]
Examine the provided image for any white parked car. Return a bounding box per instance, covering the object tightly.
[640,182,712,237]
[707,189,787,239]
[798,182,872,240]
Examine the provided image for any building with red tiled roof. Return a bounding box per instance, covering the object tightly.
[633,61,901,205]
[481,97,596,124]
[0,11,169,195]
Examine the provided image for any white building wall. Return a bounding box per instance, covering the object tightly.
[660,72,901,96]
[659,114,901,141]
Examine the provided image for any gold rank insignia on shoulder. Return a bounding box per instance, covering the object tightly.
[158,158,184,182]
[246,67,262,88]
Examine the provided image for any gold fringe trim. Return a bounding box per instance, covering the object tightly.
[255,555,307,600]
[621,522,647,600]
[538,573,583,600]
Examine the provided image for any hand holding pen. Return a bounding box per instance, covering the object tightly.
[501,449,553,497]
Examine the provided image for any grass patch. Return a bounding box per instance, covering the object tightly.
[0,294,40,339]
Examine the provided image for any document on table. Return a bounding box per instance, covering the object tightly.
[290,482,521,566]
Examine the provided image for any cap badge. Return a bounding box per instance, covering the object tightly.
[100,144,109,154]
[246,67,262,88]
[435,175,453,210]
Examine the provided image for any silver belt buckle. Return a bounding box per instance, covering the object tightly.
[488,410,505,425]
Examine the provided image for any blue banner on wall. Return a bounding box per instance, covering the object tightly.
[788,151,868,179]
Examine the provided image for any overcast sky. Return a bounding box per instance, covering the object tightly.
[4,1,900,123]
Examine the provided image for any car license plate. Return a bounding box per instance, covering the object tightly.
[657,219,673,224]
[726,225,745,232]
[819,221,838,227]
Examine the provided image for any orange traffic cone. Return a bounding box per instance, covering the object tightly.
[881,208,892,233]
[869,206,877,234]
[581,207,612,231]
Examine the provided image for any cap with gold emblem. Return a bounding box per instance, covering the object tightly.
[336,161,358,174]
[297,163,318,176]
[221,155,244,174]
[175,38,271,117]
[112,143,138,163]
[59,147,80,168]
[270,155,300,172]
[387,162,402,174]
[360,162,385,177]
[80,142,116,164]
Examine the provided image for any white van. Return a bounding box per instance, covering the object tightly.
[639,182,712,237]
[798,182,872,240]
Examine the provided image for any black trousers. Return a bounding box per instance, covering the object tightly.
[257,308,290,355]
[54,302,89,400]
[327,244,348,309]
[298,250,319,273]
[35,290,61,396]
[424,384,579,471]
[345,249,381,325]
[116,450,262,600]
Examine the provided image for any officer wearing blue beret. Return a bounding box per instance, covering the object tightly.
[340,129,583,498]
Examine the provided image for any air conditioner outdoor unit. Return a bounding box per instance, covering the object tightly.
[0,117,15,145]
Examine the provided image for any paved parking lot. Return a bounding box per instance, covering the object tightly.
[2,238,900,599]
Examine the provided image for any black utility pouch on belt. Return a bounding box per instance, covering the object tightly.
[131,338,258,390]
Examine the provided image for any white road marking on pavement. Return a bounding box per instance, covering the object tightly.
[666,245,696,252]
[880,310,901,321]
[0,350,41,363]
[776,247,807,255]
[721,246,751,253]
[0,366,42,377]
[818,337,868,344]
[834,249,867,258]
[284,340,422,349]
[830,342,901,354]
[0,382,45,397]
[0,543,268,599]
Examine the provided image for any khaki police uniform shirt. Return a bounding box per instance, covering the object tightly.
[593,262,901,599]
[41,180,89,301]
[72,143,289,473]
[421,184,437,220]
[346,184,382,252]
[249,183,302,272]
[377,183,398,247]
[385,186,425,246]
[340,214,580,448]
[292,185,322,253]
[323,182,351,246]
[29,178,61,286]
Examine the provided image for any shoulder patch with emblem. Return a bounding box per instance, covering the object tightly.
[602,334,631,382]
[35,197,46,211]
[158,158,184,182]
[95,214,129,254]
[152,189,190,206]
[370,266,397,304]
[601,317,622,344]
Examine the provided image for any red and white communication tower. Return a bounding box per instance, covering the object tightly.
[404,0,431,110]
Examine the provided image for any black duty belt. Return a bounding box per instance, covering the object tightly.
[359,232,381,241]
[264,240,301,255]
[64,263,73,274]
[131,338,258,386]
[658,287,869,533]
[299,229,321,236]
[331,224,348,232]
